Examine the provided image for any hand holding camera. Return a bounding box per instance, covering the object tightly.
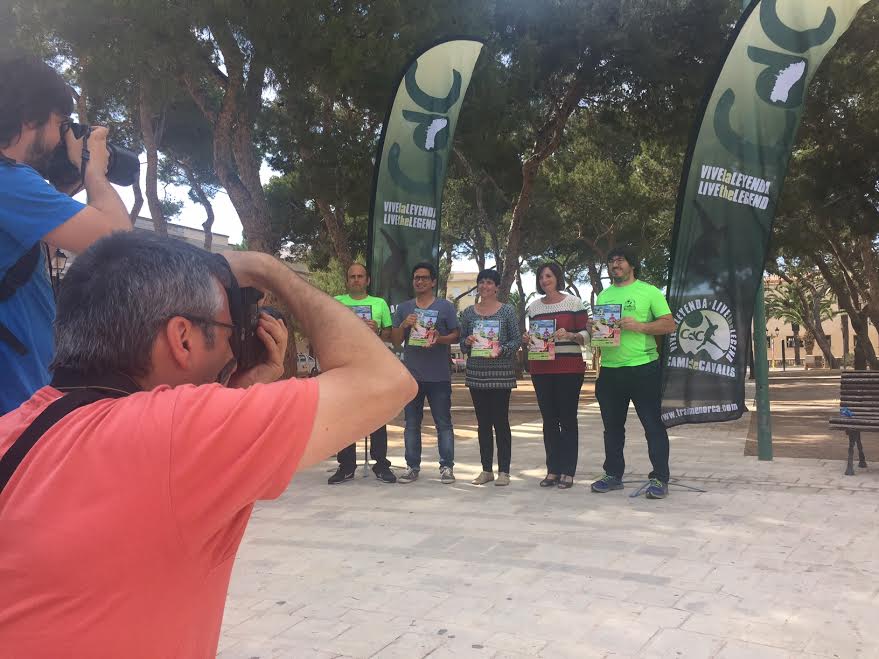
[63,124,110,178]
[228,312,289,389]
[46,121,140,189]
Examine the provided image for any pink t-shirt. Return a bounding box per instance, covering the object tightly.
[0,377,319,658]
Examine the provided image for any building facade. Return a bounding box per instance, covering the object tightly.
[762,275,878,367]
[445,270,478,312]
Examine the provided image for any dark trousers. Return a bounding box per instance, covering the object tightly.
[532,373,584,477]
[595,360,670,482]
[469,388,512,473]
[337,425,391,474]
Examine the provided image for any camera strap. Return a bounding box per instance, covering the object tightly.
[0,369,140,497]
[79,128,90,184]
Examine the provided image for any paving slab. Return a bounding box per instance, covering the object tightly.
[219,387,879,658]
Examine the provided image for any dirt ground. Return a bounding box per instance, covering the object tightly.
[744,371,879,460]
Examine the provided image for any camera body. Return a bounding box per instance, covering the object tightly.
[236,287,286,372]
[45,122,140,187]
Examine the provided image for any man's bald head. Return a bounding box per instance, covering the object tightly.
[346,263,369,297]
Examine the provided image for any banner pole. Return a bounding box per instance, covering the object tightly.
[753,278,773,460]
[740,0,772,461]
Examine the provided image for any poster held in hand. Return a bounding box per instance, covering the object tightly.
[527,320,556,361]
[351,306,373,321]
[409,309,439,347]
[591,304,622,347]
[471,320,500,358]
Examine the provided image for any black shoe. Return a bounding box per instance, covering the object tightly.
[374,468,397,484]
[328,467,355,485]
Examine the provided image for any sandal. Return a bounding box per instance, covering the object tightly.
[539,474,560,487]
[557,475,574,489]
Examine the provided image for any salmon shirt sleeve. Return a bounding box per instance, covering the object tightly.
[166,377,320,554]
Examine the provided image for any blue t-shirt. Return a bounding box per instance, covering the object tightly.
[393,298,459,382]
[0,162,85,414]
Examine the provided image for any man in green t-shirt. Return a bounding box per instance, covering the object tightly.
[590,246,676,499]
[329,263,397,484]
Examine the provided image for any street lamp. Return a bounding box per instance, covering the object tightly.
[50,248,67,291]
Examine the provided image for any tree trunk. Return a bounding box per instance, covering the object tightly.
[807,290,838,368]
[129,177,144,224]
[586,261,604,297]
[181,23,273,254]
[179,158,215,251]
[811,326,837,369]
[498,64,597,299]
[813,256,878,369]
[514,268,526,379]
[790,321,801,365]
[438,248,452,300]
[139,88,166,236]
[314,198,353,268]
[840,314,850,367]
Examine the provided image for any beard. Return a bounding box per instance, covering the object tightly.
[26,128,64,178]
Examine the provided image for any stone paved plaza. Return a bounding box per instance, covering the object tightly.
[217,388,879,658]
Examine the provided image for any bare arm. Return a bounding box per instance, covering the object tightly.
[433,329,460,345]
[391,312,417,348]
[43,127,131,253]
[226,252,417,468]
[620,314,676,336]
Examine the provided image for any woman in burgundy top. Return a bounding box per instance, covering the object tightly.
[523,263,589,489]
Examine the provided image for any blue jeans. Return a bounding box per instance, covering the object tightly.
[404,380,454,470]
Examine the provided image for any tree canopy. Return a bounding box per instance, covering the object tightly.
[3,0,876,363]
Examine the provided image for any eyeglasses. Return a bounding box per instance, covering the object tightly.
[171,314,236,332]
[607,257,628,265]
[413,275,434,282]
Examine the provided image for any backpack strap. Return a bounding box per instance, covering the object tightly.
[0,243,41,302]
[0,370,140,497]
[0,156,54,354]
[0,243,43,355]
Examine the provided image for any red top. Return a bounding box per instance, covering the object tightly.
[527,295,589,375]
[0,378,319,659]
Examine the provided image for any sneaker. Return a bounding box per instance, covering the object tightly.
[440,466,455,484]
[495,472,510,486]
[471,471,494,485]
[590,474,624,493]
[375,468,397,484]
[328,467,355,485]
[398,467,419,484]
[645,478,668,499]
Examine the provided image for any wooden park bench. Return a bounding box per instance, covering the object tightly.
[830,371,879,475]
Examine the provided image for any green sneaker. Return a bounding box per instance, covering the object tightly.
[645,478,668,499]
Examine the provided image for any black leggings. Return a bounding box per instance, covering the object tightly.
[469,388,512,473]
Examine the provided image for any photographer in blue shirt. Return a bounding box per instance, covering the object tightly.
[0,53,131,413]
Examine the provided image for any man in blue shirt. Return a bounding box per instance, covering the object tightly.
[391,262,460,484]
[0,53,132,413]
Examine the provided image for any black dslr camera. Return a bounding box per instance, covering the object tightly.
[45,122,140,187]
[236,287,286,371]
[210,254,286,372]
